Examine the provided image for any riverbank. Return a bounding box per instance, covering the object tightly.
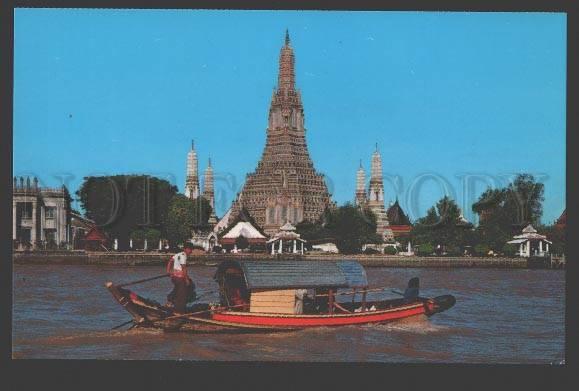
[12,250,558,269]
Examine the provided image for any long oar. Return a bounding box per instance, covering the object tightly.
[154,303,248,324]
[117,273,170,288]
[111,319,134,330]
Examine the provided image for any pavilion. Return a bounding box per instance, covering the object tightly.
[81,227,109,251]
[219,220,267,253]
[507,224,552,257]
[267,222,306,255]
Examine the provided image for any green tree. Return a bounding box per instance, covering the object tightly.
[472,174,545,252]
[295,220,333,242]
[191,196,213,228]
[507,174,545,227]
[76,175,177,250]
[412,196,473,252]
[165,194,196,247]
[502,243,517,256]
[417,243,434,256]
[324,203,382,254]
[384,246,397,255]
[130,228,161,249]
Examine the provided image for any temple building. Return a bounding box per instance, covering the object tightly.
[184,140,200,199]
[555,209,566,230]
[355,146,394,242]
[386,199,412,238]
[227,30,335,235]
[13,176,71,249]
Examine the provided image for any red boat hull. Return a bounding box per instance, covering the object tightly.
[211,303,427,329]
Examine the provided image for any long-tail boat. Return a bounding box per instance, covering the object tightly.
[106,260,456,333]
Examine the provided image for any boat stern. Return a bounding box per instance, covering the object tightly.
[424,295,456,316]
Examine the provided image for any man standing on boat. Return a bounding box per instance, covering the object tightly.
[166,242,196,313]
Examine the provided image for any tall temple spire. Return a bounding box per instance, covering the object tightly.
[185,140,200,199]
[277,30,296,91]
[203,157,218,224]
[370,146,383,180]
[355,162,366,207]
[367,145,394,242]
[227,31,334,234]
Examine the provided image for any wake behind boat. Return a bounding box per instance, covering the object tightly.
[106,260,456,333]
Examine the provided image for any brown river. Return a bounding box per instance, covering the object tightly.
[12,264,565,363]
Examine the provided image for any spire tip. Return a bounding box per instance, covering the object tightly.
[285,29,290,45]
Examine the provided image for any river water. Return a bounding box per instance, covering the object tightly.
[12,264,565,363]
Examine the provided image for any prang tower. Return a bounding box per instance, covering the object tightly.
[355,160,367,207]
[203,158,218,224]
[229,30,334,235]
[185,140,200,199]
[367,145,394,242]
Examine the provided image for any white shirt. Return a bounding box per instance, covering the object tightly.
[172,251,187,272]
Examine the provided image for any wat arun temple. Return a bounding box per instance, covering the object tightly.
[225,31,335,236]
[186,31,404,245]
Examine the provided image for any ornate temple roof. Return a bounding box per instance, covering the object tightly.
[556,209,566,226]
[386,199,411,226]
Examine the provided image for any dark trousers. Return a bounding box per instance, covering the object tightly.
[167,277,195,313]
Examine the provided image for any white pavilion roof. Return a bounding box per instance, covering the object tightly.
[510,224,551,243]
[522,224,538,234]
[280,222,297,231]
[222,221,266,239]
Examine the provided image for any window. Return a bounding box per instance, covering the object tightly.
[281,206,288,223]
[45,207,55,219]
[21,203,32,219]
[268,208,275,224]
[45,229,56,242]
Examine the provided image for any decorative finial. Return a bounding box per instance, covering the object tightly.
[191,139,195,150]
[359,159,362,169]
[208,157,212,167]
[285,29,290,46]
[375,142,378,152]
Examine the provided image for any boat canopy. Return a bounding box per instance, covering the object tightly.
[214,260,368,290]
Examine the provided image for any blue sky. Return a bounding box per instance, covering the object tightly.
[13,10,566,224]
